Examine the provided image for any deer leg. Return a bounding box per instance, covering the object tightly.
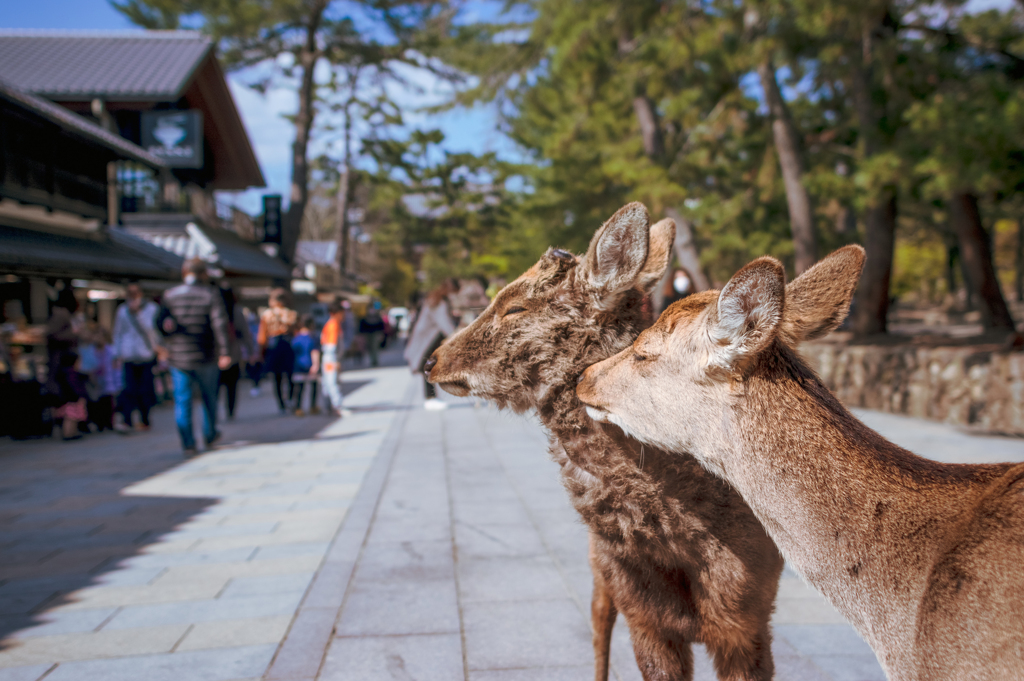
[707,625,774,681]
[629,626,694,681]
[589,534,617,681]
[591,566,617,681]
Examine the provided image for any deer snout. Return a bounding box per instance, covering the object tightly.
[424,356,437,374]
[578,363,627,426]
[575,366,601,406]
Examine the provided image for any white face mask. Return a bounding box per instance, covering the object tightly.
[673,275,690,293]
[184,274,198,285]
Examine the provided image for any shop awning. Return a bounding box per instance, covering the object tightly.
[0,223,184,281]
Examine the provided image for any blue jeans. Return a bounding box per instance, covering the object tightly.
[170,364,220,450]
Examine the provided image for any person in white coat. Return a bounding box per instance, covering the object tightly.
[404,279,459,410]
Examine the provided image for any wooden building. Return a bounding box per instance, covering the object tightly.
[0,78,184,329]
[0,30,286,292]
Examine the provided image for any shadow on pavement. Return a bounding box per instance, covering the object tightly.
[0,380,345,646]
[312,430,379,443]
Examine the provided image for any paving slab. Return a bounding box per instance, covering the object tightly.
[319,634,464,681]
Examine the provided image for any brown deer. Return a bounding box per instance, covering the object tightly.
[577,245,1024,681]
[425,203,783,681]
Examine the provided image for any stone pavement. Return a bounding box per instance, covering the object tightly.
[308,385,1024,681]
[1,362,1023,681]
[0,362,413,681]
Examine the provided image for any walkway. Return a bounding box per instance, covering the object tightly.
[0,362,1022,681]
[0,363,411,681]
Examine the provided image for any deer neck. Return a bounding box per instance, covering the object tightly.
[538,304,646,461]
[721,347,983,654]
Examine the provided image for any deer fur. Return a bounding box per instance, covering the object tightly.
[427,203,783,681]
[577,245,1024,681]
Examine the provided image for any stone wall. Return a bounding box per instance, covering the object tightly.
[801,340,1024,435]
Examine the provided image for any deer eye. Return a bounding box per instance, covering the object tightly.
[633,352,648,362]
[503,306,526,317]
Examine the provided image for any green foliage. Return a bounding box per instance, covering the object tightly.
[377,258,418,307]
[457,0,1024,298]
[117,0,1024,307]
[356,128,528,288]
[891,225,949,302]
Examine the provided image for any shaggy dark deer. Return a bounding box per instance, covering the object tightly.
[425,203,783,681]
[578,245,1024,681]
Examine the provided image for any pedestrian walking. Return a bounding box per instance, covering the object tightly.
[112,282,161,432]
[320,300,348,417]
[662,267,694,307]
[217,283,255,421]
[45,283,79,395]
[53,350,88,440]
[359,302,386,367]
[341,299,355,355]
[404,278,459,411]
[290,315,320,416]
[158,259,231,456]
[257,288,297,414]
[45,284,87,439]
[80,325,120,432]
[243,307,263,396]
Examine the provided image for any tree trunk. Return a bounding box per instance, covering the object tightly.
[848,28,897,335]
[851,193,896,335]
[281,1,327,264]
[1016,219,1023,302]
[633,94,665,159]
[949,192,1015,330]
[620,32,708,292]
[629,95,709,291]
[335,164,350,275]
[758,59,816,274]
[946,242,959,303]
[335,91,354,277]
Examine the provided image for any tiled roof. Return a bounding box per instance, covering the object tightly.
[0,79,165,167]
[0,30,212,100]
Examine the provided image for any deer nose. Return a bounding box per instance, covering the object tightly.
[424,357,437,374]
[576,371,585,385]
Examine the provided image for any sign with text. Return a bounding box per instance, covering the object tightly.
[141,110,203,168]
[262,194,283,244]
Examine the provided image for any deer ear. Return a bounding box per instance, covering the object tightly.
[635,218,676,293]
[707,257,785,371]
[583,202,650,293]
[780,245,865,344]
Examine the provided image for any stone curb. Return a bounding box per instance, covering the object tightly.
[263,379,417,681]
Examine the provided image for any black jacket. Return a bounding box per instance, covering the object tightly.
[159,282,230,370]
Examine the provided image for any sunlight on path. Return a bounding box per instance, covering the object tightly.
[0,366,413,681]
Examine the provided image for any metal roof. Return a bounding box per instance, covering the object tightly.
[0,79,166,168]
[0,30,213,100]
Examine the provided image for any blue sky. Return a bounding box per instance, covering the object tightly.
[4,0,1014,213]
[1,0,515,214]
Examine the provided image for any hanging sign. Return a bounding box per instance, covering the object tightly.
[141,110,203,168]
